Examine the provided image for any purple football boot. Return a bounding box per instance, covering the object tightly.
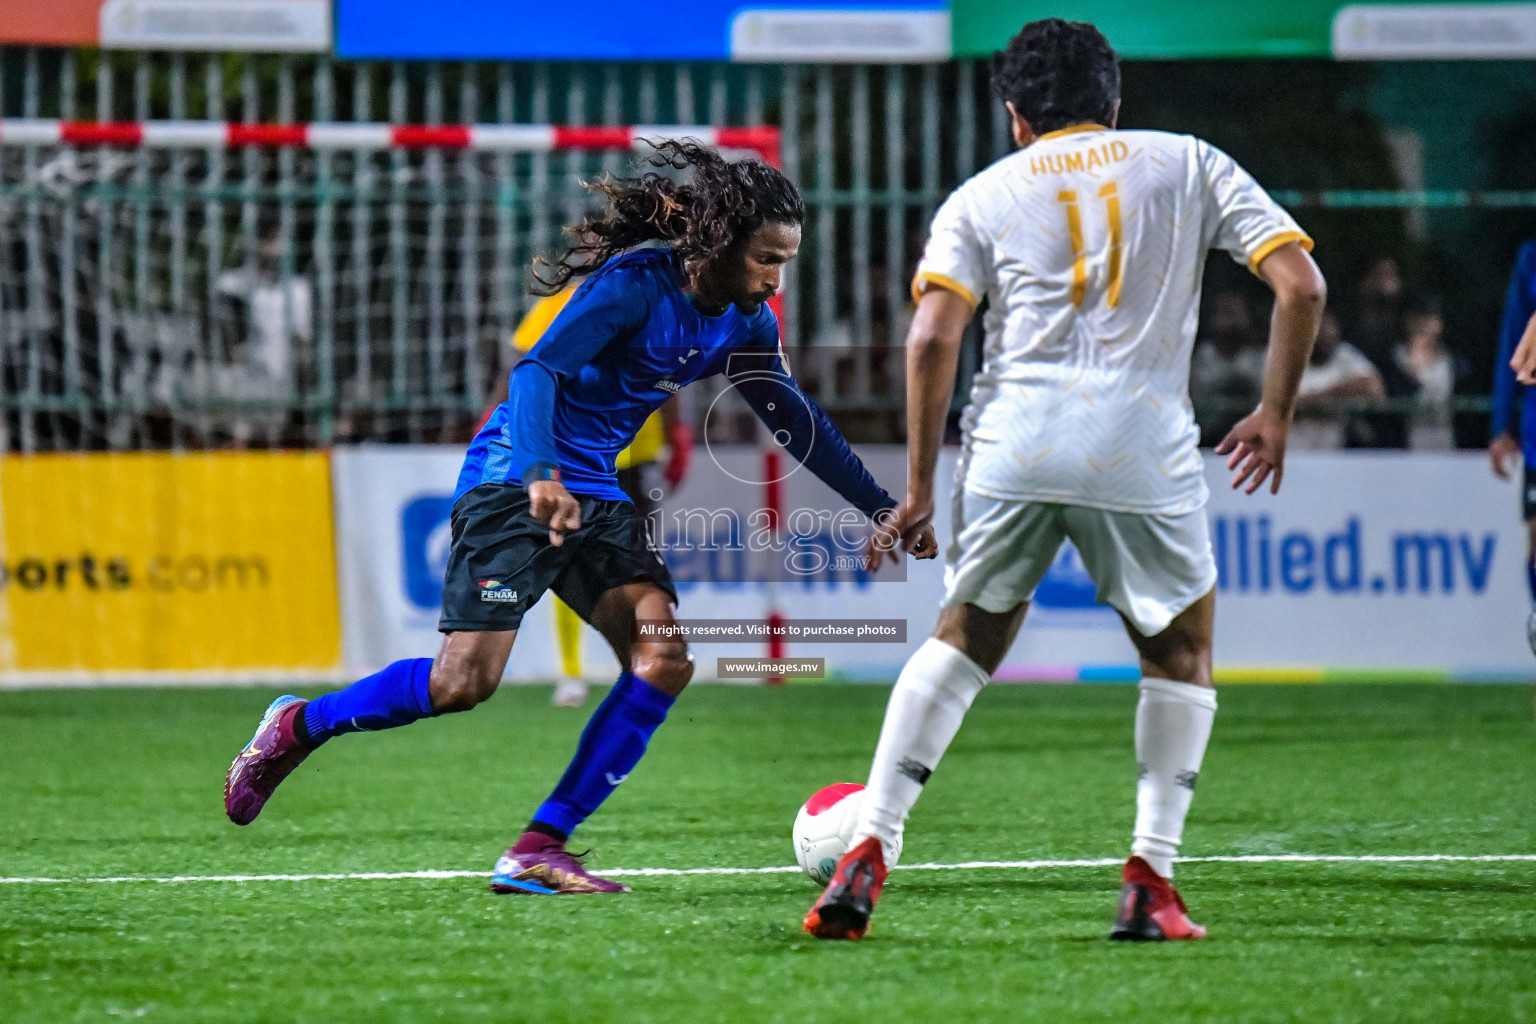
[491,834,631,895]
[224,695,312,825]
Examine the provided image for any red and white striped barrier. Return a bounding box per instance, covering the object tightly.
[0,115,791,671]
[0,119,780,165]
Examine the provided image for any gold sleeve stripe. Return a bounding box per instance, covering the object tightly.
[911,271,980,309]
[1248,231,1314,273]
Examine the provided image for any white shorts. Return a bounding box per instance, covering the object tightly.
[942,491,1218,637]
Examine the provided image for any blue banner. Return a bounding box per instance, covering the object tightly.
[335,0,950,61]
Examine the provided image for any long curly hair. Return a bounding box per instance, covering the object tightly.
[532,139,804,295]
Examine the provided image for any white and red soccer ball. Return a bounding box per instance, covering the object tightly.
[791,782,901,885]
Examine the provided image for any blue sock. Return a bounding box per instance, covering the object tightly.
[1527,557,1535,605]
[531,671,675,837]
[303,658,436,745]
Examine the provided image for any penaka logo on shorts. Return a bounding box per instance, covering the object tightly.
[478,579,519,603]
[0,552,270,593]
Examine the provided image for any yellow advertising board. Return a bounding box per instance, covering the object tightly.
[0,451,340,675]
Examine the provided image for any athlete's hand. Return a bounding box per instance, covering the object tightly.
[1513,310,1536,385]
[1216,406,1290,495]
[866,496,940,572]
[528,479,582,546]
[1490,432,1521,480]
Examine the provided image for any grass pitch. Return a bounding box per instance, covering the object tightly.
[3,682,1536,1023]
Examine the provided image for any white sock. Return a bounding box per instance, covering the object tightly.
[852,638,990,867]
[1131,676,1218,879]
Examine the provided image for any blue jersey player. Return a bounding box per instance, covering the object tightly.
[1490,236,1536,654]
[224,141,936,893]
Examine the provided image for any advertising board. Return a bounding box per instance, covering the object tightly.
[334,0,949,61]
[332,447,1531,683]
[0,0,330,51]
[0,452,341,679]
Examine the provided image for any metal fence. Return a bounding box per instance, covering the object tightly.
[0,52,1019,450]
[0,49,1512,452]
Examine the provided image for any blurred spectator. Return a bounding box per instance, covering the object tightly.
[1190,289,1264,446]
[1350,256,1417,447]
[811,263,913,350]
[809,263,910,442]
[214,225,312,445]
[1394,297,1462,450]
[1291,310,1386,450]
[1352,256,1404,365]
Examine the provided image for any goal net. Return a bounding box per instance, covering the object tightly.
[0,124,787,683]
[0,126,775,452]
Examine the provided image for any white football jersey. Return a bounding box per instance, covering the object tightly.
[915,124,1310,515]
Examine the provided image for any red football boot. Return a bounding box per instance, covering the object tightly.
[1110,855,1207,941]
[803,837,888,941]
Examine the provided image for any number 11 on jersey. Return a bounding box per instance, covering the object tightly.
[1057,180,1124,309]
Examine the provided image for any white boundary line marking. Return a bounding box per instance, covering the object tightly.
[3,854,1535,886]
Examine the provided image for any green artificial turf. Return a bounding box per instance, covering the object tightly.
[2,683,1535,1023]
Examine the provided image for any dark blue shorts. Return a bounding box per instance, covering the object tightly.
[438,483,676,633]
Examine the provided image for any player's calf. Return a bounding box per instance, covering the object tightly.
[426,630,517,713]
[428,657,502,713]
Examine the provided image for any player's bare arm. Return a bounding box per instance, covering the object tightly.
[1216,241,1326,494]
[864,287,966,571]
[1512,308,1536,386]
[1490,430,1521,479]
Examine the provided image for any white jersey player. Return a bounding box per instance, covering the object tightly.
[805,18,1326,942]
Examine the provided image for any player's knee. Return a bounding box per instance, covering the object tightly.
[430,662,500,714]
[1142,637,1210,688]
[633,640,693,696]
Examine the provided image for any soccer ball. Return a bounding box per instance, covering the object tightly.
[791,782,900,885]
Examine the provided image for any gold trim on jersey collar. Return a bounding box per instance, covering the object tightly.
[1036,123,1108,141]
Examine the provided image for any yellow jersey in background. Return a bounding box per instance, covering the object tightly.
[511,286,665,470]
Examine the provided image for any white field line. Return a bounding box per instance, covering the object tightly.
[3,854,1536,886]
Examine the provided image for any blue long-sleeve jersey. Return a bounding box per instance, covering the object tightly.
[456,247,895,518]
[1494,238,1536,454]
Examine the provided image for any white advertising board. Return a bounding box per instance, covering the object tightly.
[101,0,331,51]
[332,446,620,680]
[1332,3,1536,59]
[332,447,1532,683]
